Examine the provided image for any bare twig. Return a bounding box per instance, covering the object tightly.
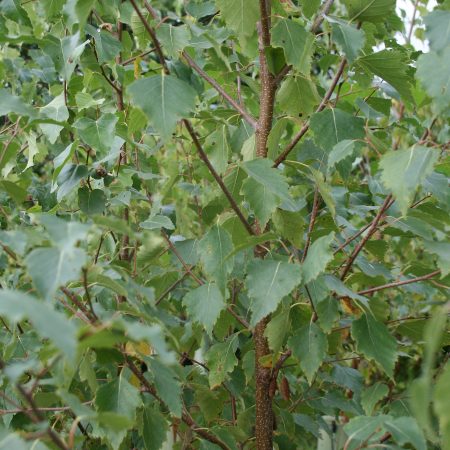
[340,195,392,280]
[357,270,442,296]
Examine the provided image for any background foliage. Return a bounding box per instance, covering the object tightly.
[0,0,449,449]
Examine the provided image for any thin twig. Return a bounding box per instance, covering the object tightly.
[357,270,442,296]
[183,52,257,129]
[274,58,347,167]
[183,120,255,235]
[301,189,320,263]
[128,1,254,236]
[340,195,392,280]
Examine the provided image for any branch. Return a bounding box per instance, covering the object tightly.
[255,0,275,158]
[182,52,258,129]
[340,195,392,280]
[274,0,336,86]
[183,120,255,235]
[128,1,254,236]
[129,0,169,74]
[301,188,320,263]
[160,226,250,328]
[311,0,335,33]
[124,355,231,450]
[273,58,347,167]
[357,270,442,296]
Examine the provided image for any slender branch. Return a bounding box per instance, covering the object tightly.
[124,355,231,450]
[0,119,20,167]
[357,270,442,296]
[128,2,254,236]
[340,195,392,280]
[161,231,203,285]
[15,384,69,450]
[155,273,189,306]
[274,58,347,167]
[129,0,169,74]
[0,402,92,416]
[301,189,320,263]
[311,0,335,33]
[61,287,96,322]
[182,52,257,129]
[121,48,155,65]
[161,227,249,328]
[183,120,255,235]
[274,0,336,86]
[182,411,231,450]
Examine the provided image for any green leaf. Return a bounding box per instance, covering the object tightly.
[302,232,335,283]
[241,177,280,227]
[278,75,320,117]
[417,48,450,115]
[424,241,450,277]
[316,296,339,333]
[241,159,290,201]
[361,382,388,415]
[246,259,301,326]
[156,24,190,58]
[25,216,89,299]
[330,19,365,64]
[56,164,89,201]
[309,168,336,218]
[96,372,141,419]
[42,32,88,81]
[0,290,77,359]
[344,0,396,23]
[240,159,292,225]
[141,401,168,450]
[205,125,230,175]
[95,372,141,448]
[146,358,182,417]
[128,74,197,139]
[86,24,122,63]
[351,313,397,377]
[206,336,238,388]
[357,50,414,103]
[380,145,439,215]
[198,225,234,292]
[434,362,450,450]
[183,283,225,336]
[39,93,69,144]
[328,140,360,173]
[289,322,328,383]
[74,113,118,155]
[310,108,365,150]
[140,215,175,231]
[0,181,27,204]
[423,10,450,54]
[26,247,87,299]
[78,187,106,215]
[272,18,314,75]
[0,88,36,117]
[215,0,259,38]
[343,415,390,445]
[272,209,305,247]
[384,417,427,450]
[265,308,290,354]
[194,385,228,422]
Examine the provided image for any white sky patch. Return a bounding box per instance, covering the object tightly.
[395,0,438,51]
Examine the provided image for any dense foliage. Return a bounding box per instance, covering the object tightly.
[0,0,449,449]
